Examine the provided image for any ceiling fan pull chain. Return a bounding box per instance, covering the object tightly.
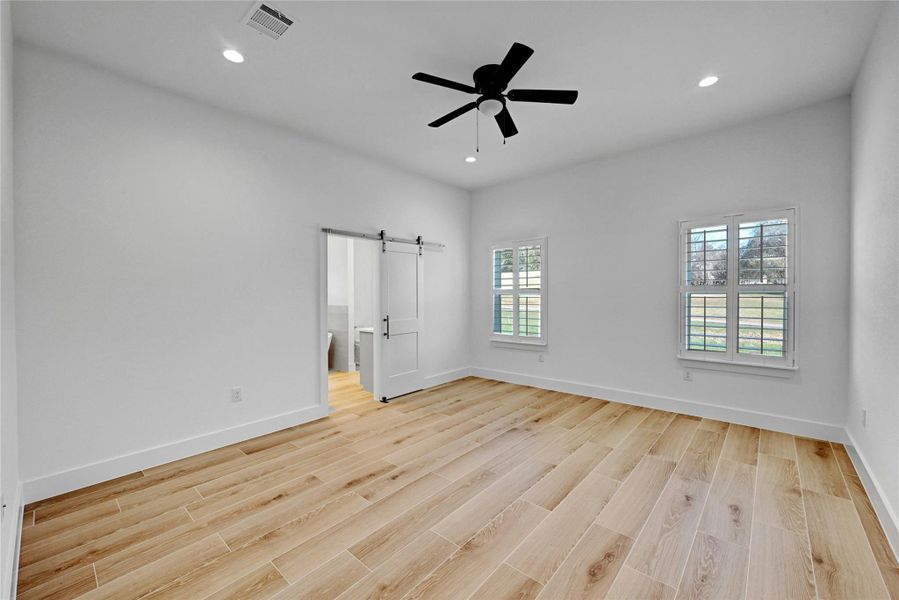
[476,110,479,153]
[502,110,507,145]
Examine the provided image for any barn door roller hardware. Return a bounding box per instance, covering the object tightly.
[321,228,444,253]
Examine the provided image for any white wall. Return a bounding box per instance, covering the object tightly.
[471,98,851,436]
[14,43,470,500]
[326,235,349,306]
[848,3,899,536]
[0,0,20,594]
[353,239,377,332]
[327,235,353,372]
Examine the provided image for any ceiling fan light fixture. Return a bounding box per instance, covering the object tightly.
[477,97,504,118]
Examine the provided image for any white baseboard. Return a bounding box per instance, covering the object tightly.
[22,404,331,504]
[21,368,471,505]
[845,430,899,562]
[424,367,472,388]
[2,481,22,600]
[470,367,846,442]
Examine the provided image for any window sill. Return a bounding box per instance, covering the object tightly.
[677,354,797,378]
[491,338,547,350]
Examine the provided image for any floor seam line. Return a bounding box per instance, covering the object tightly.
[670,422,731,594]
[795,436,822,600]
[601,420,714,591]
[827,441,893,597]
[743,439,762,599]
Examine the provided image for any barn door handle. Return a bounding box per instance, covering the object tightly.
[383,315,390,339]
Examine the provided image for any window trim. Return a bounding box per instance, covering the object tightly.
[677,208,798,370]
[490,237,548,347]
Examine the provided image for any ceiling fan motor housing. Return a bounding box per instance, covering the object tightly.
[473,64,506,117]
[473,64,506,94]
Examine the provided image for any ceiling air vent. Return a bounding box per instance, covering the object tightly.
[243,2,294,40]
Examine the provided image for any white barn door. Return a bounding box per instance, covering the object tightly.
[379,241,424,400]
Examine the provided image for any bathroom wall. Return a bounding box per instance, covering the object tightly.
[326,305,350,372]
[327,235,350,306]
[327,235,352,371]
[353,238,377,335]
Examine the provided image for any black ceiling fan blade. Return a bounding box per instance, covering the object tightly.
[491,42,534,89]
[495,107,518,138]
[428,102,478,128]
[412,72,477,94]
[507,89,579,104]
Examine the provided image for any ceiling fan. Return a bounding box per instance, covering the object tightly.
[412,42,578,139]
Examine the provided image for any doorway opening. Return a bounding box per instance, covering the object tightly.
[321,227,438,409]
[326,233,379,410]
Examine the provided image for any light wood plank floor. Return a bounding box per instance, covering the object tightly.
[18,374,899,600]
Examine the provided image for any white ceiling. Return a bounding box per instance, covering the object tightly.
[12,1,884,190]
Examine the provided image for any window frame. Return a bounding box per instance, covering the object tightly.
[678,208,798,370]
[490,237,548,347]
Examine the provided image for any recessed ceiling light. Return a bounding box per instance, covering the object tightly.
[465,156,477,163]
[698,75,719,88]
[223,49,245,64]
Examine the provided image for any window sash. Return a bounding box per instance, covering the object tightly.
[736,291,788,357]
[678,209,796,368]
[685,292,728,353]
[492,238,546,344]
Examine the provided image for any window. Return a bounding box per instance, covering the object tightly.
[492,238,547,345]
[679,209,796,368]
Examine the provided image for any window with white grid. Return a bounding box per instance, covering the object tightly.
[492,238,547,345]
[679,210,796,368]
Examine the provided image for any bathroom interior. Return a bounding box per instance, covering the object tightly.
[327,234,378,405]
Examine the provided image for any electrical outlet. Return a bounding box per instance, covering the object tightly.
[538,354,544,363]
[231,387,242,403]
[862,408,867,428]
[683,370,692,382]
